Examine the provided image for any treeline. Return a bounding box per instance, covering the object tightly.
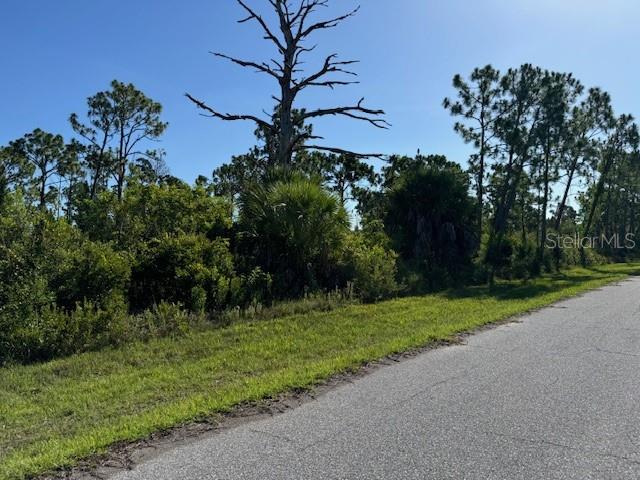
[1,63,638,364]
[444,64,640,280]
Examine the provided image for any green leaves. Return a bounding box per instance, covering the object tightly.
[6,128,78,210]
[384,161,477,283]
[70,80,168,200]
[239,177,349,296]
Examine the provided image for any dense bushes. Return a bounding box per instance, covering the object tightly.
[1,198,64,331]
[76,181,232,247]
[0,155,540,365]
[130,234,235,312]
[1,299,211,364]
[2,300,126,363]
[341,233,398,302]
[386,163,476,273]
[0,186,236,364]
[1,146,619,366]
[53,241,131,310]
[239,177,349,296]
[361,156,479,290]
[0,177,396,365]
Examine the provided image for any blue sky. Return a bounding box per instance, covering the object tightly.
[1,0,639,182]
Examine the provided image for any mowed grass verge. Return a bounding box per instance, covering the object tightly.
[1,264,639,480]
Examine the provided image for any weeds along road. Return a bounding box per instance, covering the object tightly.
[110,277,640,480]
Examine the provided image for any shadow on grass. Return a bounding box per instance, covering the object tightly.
[586,266,640,276]
[441,266,640,302]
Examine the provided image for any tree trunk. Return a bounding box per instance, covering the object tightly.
[115,123,127,201]
[520,193,527,246]
[487,154,526,286]
[584,158,613,239]
[90,166,101,200]
[117,162,125,201]
[581,155,614,266]
[555,156,579,231]
[0,175,7,210]
[39,169,47,210]
[276,29,296,166]
[90,137,109,200]
[478,119,486,237]
[538,145,550,264]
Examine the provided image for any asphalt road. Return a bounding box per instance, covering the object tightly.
[110,277,640,480]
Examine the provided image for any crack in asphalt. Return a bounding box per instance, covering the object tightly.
[593,347,640,358]
[248,428,294,444]
[482,430,640,466]
[390,369,481,409]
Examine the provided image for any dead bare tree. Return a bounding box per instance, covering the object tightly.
[186,0,388,165]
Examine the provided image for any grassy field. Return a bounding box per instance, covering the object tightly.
[1,264,639,480]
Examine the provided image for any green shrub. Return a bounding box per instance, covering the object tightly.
[239,177,349,296]
[75,182,233,248]
[190,286,207,314]
[511,239,537,279]
[215,290,355,325]
[559,243,609,267]
[0,297,208,365]
[0,298,128,364]
[228,267,273,307]
[53,240,132,310]
[131,302,198,340]
[384,162,478,280]
[483,235,515,276]
[342,234,399,302]
[130,234,236,312]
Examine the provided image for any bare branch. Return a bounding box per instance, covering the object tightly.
[292,44,318,67]
[303,79,360,90]
[286,131,325,157]
[213,52,281,79]
[298,5,361,40]
[300,144,384,159]
[268,0,295,50]
[294,54,359,91]
[292,0,327,36]
[295,133,325,143]
[270,58,284,73]
[301,98,390,129]
[185,93,274,132]
[236,0,286,53]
